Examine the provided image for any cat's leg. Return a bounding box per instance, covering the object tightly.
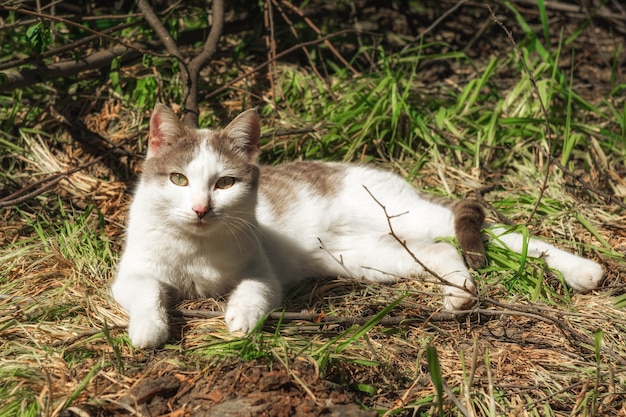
[224,276,283,333]
[489,227,604,291]
[415,242,477,309]
[403,241,477,310]
[111,274,171,348]
[330,239,477,310]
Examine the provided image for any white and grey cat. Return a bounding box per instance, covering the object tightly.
[112,104,604,348]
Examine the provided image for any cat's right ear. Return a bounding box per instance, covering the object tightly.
[222,109,261,161]
[147,104,184,159]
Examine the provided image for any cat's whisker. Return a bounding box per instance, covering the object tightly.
[222,215,265,253]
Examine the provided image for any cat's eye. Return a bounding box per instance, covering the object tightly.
[215,176,236,189]
[170,173,189,186]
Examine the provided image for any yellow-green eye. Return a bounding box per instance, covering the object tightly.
[169,173,188,186]
[215,176,235,189]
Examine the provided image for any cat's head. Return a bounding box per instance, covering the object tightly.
[138,104,261,236]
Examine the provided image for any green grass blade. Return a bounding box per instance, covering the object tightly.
[536,0,550,47]
[335,296,404,354]
[427,345,444,417]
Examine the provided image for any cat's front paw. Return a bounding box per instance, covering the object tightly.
[225,298,268,333]
[128,313,170,349]
[559,257,605,291]
[224,279,279,333]
[442,276,476,310]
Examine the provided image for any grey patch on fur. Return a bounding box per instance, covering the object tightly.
[259,161,345,215]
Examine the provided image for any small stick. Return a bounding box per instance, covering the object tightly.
[487,6,554,225]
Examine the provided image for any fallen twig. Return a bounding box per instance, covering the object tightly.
[0,137,134,208]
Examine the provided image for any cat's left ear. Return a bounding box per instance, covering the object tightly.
[222,109,261,160]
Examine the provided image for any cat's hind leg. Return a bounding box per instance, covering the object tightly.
[404,241,478,310]
[331,238,477,310]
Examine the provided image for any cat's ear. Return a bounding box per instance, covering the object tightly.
[222,109,261,160]
[147,104,185,159]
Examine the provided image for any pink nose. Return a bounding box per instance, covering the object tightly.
[192,204,209,218]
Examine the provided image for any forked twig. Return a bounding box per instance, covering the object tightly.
[317,238,355,278]
[278,0,359,75]
[361,185,473,295]
[137,0,224,127]
[1,5,162,57]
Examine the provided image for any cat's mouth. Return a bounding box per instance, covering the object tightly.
[190,218,210,226]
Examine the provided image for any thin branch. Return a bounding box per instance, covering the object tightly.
[0,20,138,72]
[205,29,361,99]
[171,307,462,325]
[317,238,355,278]
[511,0,626,34]
[361,185,466,291]
[532,143,626,209]
[0,137,135,208]
[0,41,149,92]
[259,127,316,139]
[488,6,553,225]
[1,5,161,56]
[279,0,358,75]
[402,0,469,52]
[182,0,224,127]
[170,298,626,364]
[136,0,183,61]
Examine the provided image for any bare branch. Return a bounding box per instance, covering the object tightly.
[488,6,553,225]
[205,29,357,100]
[278,0,358,75]
[1,5,158,55]
[182,0,224,127]
[0,20,137,72]
[0,42,147,92]
[362,186,445,282]
[0,137,135,208]
[136,0,183,61]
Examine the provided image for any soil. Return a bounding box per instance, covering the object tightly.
[61,357,376,417]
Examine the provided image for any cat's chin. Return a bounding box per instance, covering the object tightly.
[177,219,214,235]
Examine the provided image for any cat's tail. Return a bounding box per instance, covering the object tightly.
[453,199,605,291]
[487,225,605,291]
[453,199,487,269]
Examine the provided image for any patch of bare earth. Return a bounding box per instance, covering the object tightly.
[61,357,373,417]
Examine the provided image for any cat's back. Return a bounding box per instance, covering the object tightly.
[257,160,455,238]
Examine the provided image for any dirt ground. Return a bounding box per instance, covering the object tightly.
[61,356,376,417]
[44,1,626,416]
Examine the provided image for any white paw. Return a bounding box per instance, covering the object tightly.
[557,257,605,291]
[224,278,280,333]
[225,296,268,334]
[128,312,169,349]
[442,276,476,310]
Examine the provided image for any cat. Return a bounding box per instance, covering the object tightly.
[111,104,605,348]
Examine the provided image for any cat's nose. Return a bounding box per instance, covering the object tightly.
[192,204,209,218]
